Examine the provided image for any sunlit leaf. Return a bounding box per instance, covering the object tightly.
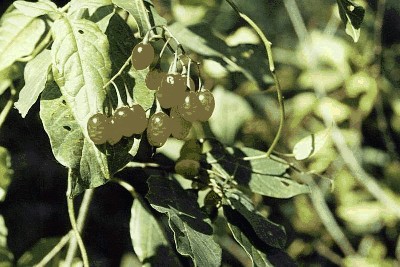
[0,9,46,72]
[129,69,155,111]
[292,127,332,160]
[14,49,52,118]
[146,176,222,267]
[0,215,13,266]
[13,0,59,18]
[68,0,113,16]
[130,199,181,266]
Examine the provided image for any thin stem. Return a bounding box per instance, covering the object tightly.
[17,30,52,62]
[34,232,72,267]
[283,0,400,218]
[66,172,89,267]
[0,84,16,130]
[224,0,284,158]
[103,56,131,89]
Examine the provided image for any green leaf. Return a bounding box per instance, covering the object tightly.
[17,237,61,266]
[227,223,273,267]
[14,49,52,118]
[129,69,155,111]
[0,215,13,266]
[40,82,133,196]
[208,86,253,144]
[336,0,365,42]
[292,127,331,161]
[225,191,286,249]
[0,9,46,72]
[68,0,113,16]
[112,0,166,36]
[0,65,22,96]
[13,0,59,18]
[207,146,310,198]
[51,16,111,137]
[146,176,222,267]
[130,199,182,266]
[0,147,13,202]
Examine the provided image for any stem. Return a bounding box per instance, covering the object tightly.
[103,56,131,89]
[283,0,400,218]
[0,84,16,130]
[224,0,284,158]
[66,172,90,267]
[17,30,52,62]
[34,232,72,267]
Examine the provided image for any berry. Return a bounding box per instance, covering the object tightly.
[107,118,123,145]
[170,107,192,140]
[175,158,200,179]
[180,139,202,159]
[196,89,215,121]
[87,113,110,145]
[147,112,172,147]
[131,43,154,70]
[157,74,186,108]
[146,69,166,90]
[130,104,148,134]
[177,91,201,122]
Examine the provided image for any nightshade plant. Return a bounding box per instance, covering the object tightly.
[0,0,365,266]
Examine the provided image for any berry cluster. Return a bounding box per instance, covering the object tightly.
[130,36,215,148]
[87,105,147,145]
[87,27,215,148]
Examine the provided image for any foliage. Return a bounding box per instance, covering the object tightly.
[1,0,400,266]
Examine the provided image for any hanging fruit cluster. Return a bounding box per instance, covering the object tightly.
[87,26,215,148]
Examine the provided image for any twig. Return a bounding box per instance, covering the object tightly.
[224,0,285,160]
[315,241,344,265]
[0,84,16,130]
[283,0,400,218]
[65,172,90,267]
[103,56,131,89]
[34,232,72,267]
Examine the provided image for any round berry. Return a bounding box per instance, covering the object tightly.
[146,69,166,90]
[196,89,215,121]
[175,158,200,179]
[87,113,110,145]
[147,112,172,147]
[107,118,123,145]
[170,107,192,140]
[130,104,148,134]
[112,107,136,137]
[131,43,155,70]
[177,91,201,122]
[157,74,186,108]
[180,139,202,159]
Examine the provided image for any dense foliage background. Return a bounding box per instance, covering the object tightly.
[0,0,400,266]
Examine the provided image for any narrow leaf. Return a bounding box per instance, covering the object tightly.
[146,176,222,267]
[293,127,331,160]
[130,199,181,266]
[0,147,13,202]
[0,9,46,72]
[13,0,59,18]
[14,49,52,117]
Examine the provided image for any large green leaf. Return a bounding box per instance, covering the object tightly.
[112,0,166,36]
[130,199,181,266]
[336,0,365,42]
[68,0,113,16]
[40,82,133,196]
[51,16,111,137]
[146,176,222,267]
[227,223,272,267]
[13,0,59,18]
[226,194,286,249]
[0,9,46,72]
[207,146,310,198]
[14,49,52,118]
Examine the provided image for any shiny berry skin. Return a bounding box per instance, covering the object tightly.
[113,107,136,137]
[196,89,215,121]
[157,74,186,108]
[131,43,155,70]
[146,69,166,90]
[130,104,148,134]
[170,107,192,140]
[177,91,201,122]
[147,112,172,147]
[107,118,123,145]
[87,113,110,145]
